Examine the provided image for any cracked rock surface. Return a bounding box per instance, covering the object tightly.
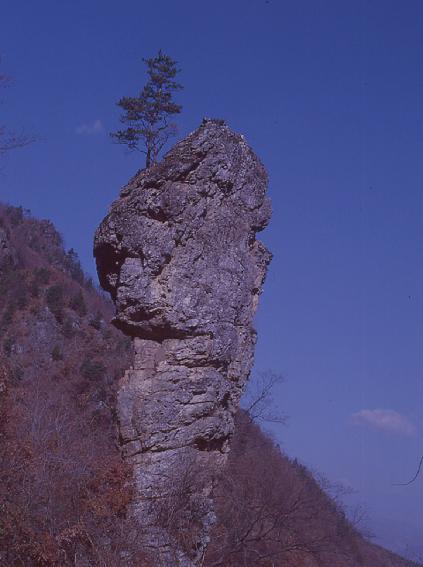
[94,119,272,566]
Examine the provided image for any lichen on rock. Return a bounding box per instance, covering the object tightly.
[94,118,272,566]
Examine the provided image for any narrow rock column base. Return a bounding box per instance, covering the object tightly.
[118,337,229,566]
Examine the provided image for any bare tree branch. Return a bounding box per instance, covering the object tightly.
[243,371,287,425]
[0,62,34,155]
[393,455,423,486]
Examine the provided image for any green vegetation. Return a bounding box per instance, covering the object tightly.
[46,283,65,321]
[69,290,87,317]
[51,345,63,361]
[80,357,106,381]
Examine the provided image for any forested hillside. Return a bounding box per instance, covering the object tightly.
[0,204,418,567]
[205,412,418,567]
[0,203,144,565]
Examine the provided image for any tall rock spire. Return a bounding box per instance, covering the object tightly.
[94,118,272,566]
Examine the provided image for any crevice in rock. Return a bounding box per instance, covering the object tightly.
[194,435,229,453]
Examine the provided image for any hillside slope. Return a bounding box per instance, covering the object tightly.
[0,204,148,565]
[205,412,419,567]
[0,204,419,567]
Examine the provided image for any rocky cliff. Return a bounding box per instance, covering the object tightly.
[94,119,272,565]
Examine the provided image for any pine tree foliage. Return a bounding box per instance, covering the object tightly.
[111,50,183,168]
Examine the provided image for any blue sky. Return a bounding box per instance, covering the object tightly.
[1,0,423,558]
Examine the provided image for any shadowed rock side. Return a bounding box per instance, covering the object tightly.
[94,119,272,566]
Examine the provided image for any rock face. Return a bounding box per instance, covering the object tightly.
[94,119,272,566]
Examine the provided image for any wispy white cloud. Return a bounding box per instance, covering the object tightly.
[75,119,104,135]
[351,409,416,436]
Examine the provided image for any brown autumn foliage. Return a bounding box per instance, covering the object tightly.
[0,203,419,567]
[0,204,149,566]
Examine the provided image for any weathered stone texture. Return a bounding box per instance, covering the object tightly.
[94,119,271,566]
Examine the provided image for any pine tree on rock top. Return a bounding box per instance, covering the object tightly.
[111,50,183,168]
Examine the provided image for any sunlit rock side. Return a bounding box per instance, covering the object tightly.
[94,119,272,566]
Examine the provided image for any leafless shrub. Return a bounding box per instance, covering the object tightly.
[0,63,34,156]
[153,452,212,561]
[204,412,357,567]
[243,370,287,425]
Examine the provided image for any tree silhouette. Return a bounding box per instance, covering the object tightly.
[111,50,183,168]
[0,64,33,155]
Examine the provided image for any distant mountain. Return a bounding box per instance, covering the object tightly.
[0,203,419,567]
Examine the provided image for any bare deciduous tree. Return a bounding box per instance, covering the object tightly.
[243,370,287,425]
[0,63,34,156]
[205,412,341,567]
